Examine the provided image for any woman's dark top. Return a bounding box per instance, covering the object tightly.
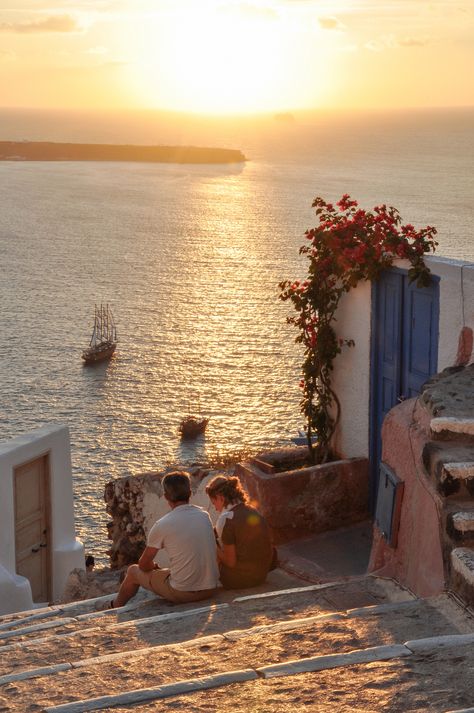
[219,502,273,589]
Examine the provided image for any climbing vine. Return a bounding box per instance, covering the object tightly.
[279,194,438,463]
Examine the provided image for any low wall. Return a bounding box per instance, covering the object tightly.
[235,448,369,544]
[368,399,446,596]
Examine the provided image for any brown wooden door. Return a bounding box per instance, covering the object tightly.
[14,455,51,602]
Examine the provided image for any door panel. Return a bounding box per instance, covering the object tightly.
[402,282,439,398]
[371,271,403,488]
[14,455,51,602]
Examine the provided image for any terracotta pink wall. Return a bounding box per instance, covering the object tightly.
[368,399,446,597]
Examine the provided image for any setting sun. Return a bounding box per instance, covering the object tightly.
[126,3,325,114]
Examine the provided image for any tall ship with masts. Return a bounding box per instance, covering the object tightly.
[82,304,117,365]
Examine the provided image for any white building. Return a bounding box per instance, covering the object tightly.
[330,255,474,505]
[0,424,84,615]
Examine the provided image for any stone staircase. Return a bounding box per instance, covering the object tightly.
[422,430,474,605]
[413,364,474,607]
[1,572,474,712]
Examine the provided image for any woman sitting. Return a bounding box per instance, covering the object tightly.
[206,475,274,589]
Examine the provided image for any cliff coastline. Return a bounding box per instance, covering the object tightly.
[0,141,247,164]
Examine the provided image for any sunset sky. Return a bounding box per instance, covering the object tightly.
[1,0,472,115]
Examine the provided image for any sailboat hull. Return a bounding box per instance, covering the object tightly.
[82,341,116,365]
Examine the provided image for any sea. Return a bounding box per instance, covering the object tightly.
[1,106,473,564]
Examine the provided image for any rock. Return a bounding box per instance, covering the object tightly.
[60,567,125,603]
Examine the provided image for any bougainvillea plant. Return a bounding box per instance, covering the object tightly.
[279,194,438,463]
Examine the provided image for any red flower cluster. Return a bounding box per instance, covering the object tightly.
[279,194,438,463]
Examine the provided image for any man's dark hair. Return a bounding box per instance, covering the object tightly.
[162,471,191,503]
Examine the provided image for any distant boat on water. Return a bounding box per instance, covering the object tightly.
[291,429,318,446]
[179,416,209,439]
[82,304,117,365]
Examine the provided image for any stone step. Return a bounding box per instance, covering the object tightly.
[0,577,406,675]
[447,509,474,542]
[37,632,474,713]
[450,547,474,607]
[430,417,474,442]
[0,589,156,628]
[0,592,472,712]
[72,640,472,713]
[0,575,408,656]
[422,442,474,498]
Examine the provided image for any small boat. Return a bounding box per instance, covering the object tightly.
[82,303,117,365]
[179,415,209,439]
[291,429,318,446]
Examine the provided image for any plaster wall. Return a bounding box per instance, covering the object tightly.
[330,280,372,459]
[368,399,446,596]
[0,425,84,614]
[332,256,474,458]
[432,258,474,369]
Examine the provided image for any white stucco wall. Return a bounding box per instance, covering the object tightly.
[331,256,474,459]
[0,424,84,614]
[432,257,474,369]
[330,280,372,459]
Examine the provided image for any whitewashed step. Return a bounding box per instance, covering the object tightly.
[451,510,474,536]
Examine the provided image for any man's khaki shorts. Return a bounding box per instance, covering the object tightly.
[135,567,216,604]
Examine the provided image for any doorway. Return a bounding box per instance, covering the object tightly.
[369,268,439,509]
[14,454,51,603]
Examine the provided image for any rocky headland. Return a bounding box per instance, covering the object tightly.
[0,141,246,164]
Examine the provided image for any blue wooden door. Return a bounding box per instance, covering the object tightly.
[369,269,439,509]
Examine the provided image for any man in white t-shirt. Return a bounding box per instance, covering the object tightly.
[109,472,219,607]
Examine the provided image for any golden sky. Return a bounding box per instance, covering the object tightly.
[0,0,472,114]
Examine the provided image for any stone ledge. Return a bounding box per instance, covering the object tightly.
[257,644,411,678]
[0,617,76,641]
[0,663,72,686]
[233,583,337,602]
[44,670,259,713]
[405,633,474,653]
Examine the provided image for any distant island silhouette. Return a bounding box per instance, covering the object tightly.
[0,141,247,164]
